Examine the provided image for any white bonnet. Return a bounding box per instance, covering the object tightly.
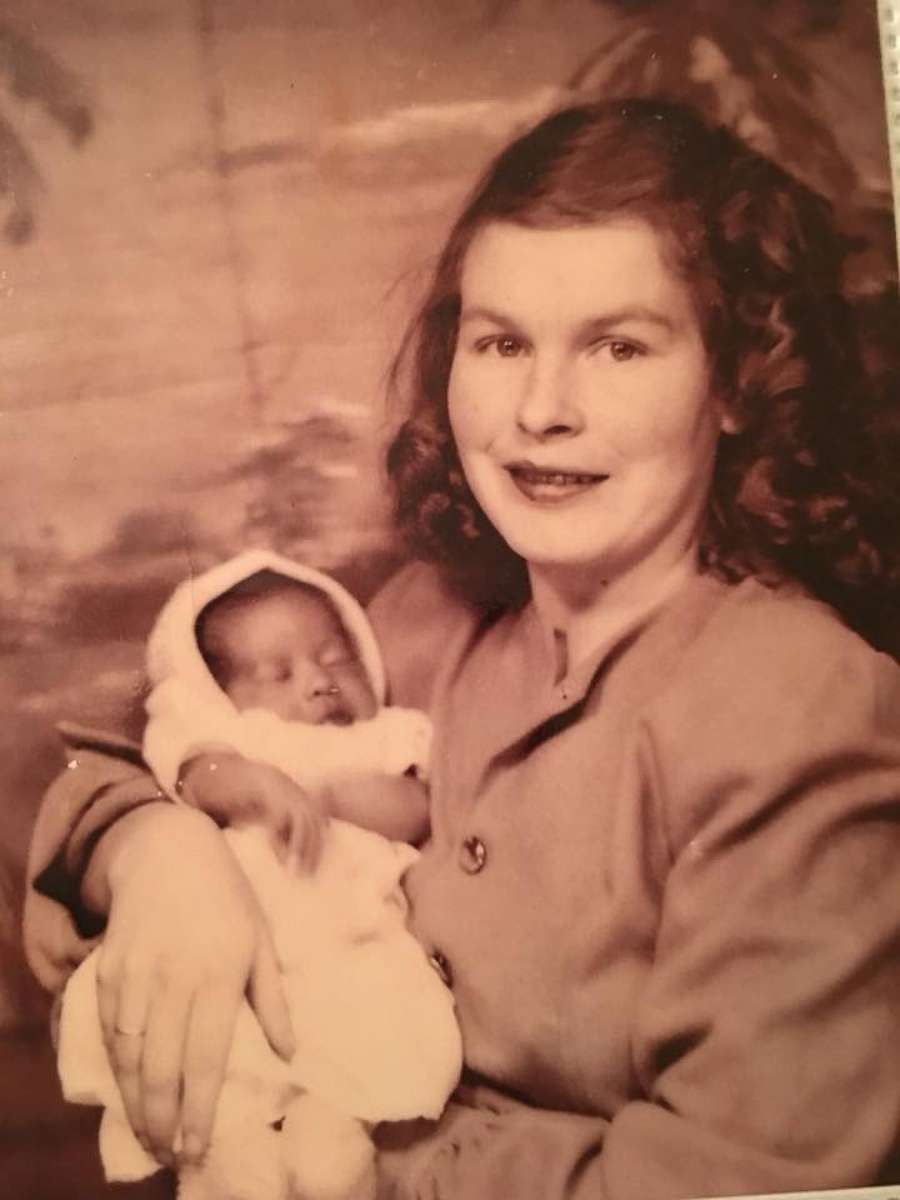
[145,549,387,717]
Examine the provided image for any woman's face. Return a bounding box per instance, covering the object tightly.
[447,218,727,594]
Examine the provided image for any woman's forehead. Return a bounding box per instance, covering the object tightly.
[458,218,699,331]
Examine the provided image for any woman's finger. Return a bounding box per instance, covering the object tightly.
[96,951,121,1050]
[248,929,295,1062]
[110,1030,148,1148]
[178,978,242,1162]
[140,979,193,1160]
[105,962,153,1148]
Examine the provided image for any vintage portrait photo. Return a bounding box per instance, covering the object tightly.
[1,2,898,1198]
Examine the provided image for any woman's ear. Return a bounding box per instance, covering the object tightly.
[719,408,742,435]
[714,389,742,435]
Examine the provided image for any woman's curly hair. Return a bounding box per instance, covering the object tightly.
[387,98,900,652]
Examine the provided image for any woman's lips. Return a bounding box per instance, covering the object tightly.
[506,463,610,504]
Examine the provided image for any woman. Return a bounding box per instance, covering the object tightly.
[25,98,900,1199]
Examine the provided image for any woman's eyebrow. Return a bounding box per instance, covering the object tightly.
[579,307,677,334]
[458,305,677,333]
[458,306,520,328]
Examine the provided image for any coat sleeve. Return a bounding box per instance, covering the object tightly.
[23,728,168,995]
[374,610,900,1200]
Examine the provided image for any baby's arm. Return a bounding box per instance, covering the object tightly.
[324,772,430,845]
[145,680,433,858]
[178,751,327,869]
[144,681,329,866]
[182,753,428,851]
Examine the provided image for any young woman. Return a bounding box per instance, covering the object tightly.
[25,99,900,1199]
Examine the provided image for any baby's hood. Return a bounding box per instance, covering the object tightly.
[145,548,387,716]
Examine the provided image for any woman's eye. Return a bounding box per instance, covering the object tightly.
[476,334,524,358]
[603,340,641,363]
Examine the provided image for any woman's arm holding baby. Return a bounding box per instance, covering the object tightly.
[25,745,295,1167]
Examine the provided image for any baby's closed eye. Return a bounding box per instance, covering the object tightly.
[318,641,359,669]
[263,660,294,683]
[234,657,293,684]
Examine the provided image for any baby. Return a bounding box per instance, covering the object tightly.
[57,550,462,1200]
[143,550,435,858]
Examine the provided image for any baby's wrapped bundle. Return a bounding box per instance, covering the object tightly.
[56,551,463,1200]
[60,822,461,1200]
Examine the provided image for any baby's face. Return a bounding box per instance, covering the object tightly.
[204,589,377,725]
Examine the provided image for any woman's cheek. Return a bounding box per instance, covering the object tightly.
[600,358,713,460]
[448,357,500,452]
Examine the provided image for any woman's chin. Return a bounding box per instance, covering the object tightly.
[509,541,616,582]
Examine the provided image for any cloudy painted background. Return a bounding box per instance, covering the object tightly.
[1,0,895,738]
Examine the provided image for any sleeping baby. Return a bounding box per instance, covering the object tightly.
[57,549,462,1200]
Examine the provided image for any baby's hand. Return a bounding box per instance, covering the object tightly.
[177,752,328,870]
[372,707,433,780]
[326,772,430,845]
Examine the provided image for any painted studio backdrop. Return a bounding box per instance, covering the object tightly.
[0,0,896,1195]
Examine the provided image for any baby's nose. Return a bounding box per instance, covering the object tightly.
[303,662,339,699]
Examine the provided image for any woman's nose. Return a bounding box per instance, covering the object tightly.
[515,359,582,439]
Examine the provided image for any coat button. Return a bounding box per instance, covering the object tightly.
[428,950,453,988]
[460,835,487,874]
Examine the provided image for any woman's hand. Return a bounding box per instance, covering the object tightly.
[178,751,329,870]
[84,803,295,1165]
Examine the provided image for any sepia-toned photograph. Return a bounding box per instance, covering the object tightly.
[1,2,898,1198]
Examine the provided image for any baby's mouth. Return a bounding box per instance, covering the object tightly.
[323,706,354,727]
[304,690,354,726]
[506,463,609,503]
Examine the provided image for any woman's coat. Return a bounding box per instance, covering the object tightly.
[24,562,900,1200]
